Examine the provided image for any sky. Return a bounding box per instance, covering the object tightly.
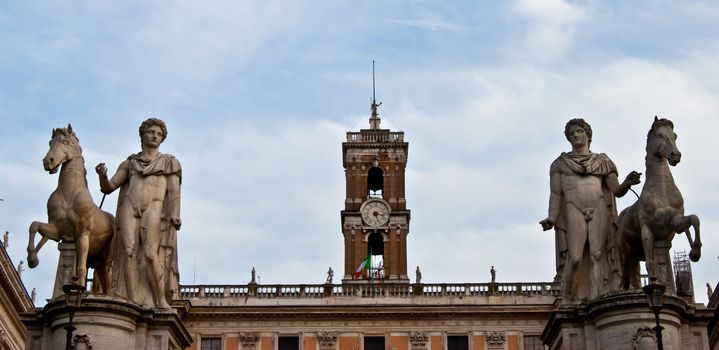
[1,1,717,306]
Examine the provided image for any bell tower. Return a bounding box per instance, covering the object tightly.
[341,82,410,285]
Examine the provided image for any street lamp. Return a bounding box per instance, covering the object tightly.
[63,276,84,350]
[642,276,666,350]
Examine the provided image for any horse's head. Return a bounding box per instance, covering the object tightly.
[43,124,82,174]
[647,116,681,166]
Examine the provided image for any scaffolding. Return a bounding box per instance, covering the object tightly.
[674,250,694,301]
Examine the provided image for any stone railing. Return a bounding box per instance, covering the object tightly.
[421,282,559,297]
[346,131,404,143]
[179,282,559,300]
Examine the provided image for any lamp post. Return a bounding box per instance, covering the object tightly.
[63,276,84,350]
[642,276,666,350]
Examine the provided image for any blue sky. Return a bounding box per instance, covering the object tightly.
[1,1,718,306]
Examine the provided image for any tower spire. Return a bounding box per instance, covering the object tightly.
[369,60,382,129]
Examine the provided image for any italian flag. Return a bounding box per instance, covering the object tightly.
[354,254,371,279]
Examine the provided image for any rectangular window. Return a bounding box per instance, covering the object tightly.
[523,335,543,350]
[279,336,300,350]
[364,336,385,350]
[201,337,222,350]
[447,336,468,350]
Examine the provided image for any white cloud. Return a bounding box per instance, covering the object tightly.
[390,18,469,32]
[511,0,586,62]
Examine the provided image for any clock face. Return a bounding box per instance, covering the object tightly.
[361,200,390,227]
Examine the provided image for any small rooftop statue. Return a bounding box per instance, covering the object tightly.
[250,267,257,284]
[415,266,422,284]
[17,259,24,277]
[326,267,334,284]
[490,266,496,283]
[3,231,8,249]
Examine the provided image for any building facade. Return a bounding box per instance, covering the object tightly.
[0,238,34,350]
[177,101,558,350]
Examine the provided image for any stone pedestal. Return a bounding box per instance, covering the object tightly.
[52,241,77,298]
[541,290,711,350]
[22,295,192,350]
[653,240,676,294]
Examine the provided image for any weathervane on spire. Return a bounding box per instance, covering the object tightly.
[369,60,382,129]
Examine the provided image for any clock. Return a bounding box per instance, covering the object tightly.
[360,199,390,227]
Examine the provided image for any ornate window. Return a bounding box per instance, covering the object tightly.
[364,336,385,350]
[447,336,468,350]
[201,337,222,350]
[278,336,299,350]
[522,335,542,350]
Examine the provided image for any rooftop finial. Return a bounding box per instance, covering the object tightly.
[369,60,382,129]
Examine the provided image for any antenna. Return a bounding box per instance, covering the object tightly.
[369,61,382,129]
[372,60,376,103]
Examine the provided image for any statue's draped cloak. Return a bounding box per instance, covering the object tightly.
[110,153,181,307]
[552,152,623,299]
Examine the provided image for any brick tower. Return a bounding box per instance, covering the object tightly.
[341,94,410,285]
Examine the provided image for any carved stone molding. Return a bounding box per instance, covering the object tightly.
[632,327,656,350]
[0,329,8,346]
[240,332,261,350]
[317,332,338,349]
[72,334,92,349]
[486,331,506,345]
[409,331,428,349]
[388,217,407,226]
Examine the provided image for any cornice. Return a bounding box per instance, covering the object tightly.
[0,247,33,313]
[185,303,555,321]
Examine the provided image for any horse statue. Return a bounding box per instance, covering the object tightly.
[27,124,115,293]
[616,117,701,292]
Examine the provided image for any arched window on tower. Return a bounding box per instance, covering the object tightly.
[367,166,383,198]
[367,232,385,279]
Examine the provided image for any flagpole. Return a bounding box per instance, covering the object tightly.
[370,246,375,297]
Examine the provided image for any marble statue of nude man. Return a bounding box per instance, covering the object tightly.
[540,119,640,301]
[96,118,181,309]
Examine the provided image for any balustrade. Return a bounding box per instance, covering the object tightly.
[179,282,559,300]
[346,131,404,143]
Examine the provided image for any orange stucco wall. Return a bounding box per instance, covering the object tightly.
[507,335,519,350]
[389,335,408,350]
[339,336,360,350]
[304,335,317,350]
[226,337,239,350]
[472,336,484,350]
[262,336,275,350]
[431,336,442,350]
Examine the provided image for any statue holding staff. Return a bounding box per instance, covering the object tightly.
[96,118,181,309]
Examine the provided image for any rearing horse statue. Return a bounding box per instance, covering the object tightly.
[27,124,115,292]
[616,117,701,292]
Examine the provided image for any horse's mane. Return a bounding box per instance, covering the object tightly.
[51,126,80,142]
[50,125,83,155]
[648,117,674,136]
